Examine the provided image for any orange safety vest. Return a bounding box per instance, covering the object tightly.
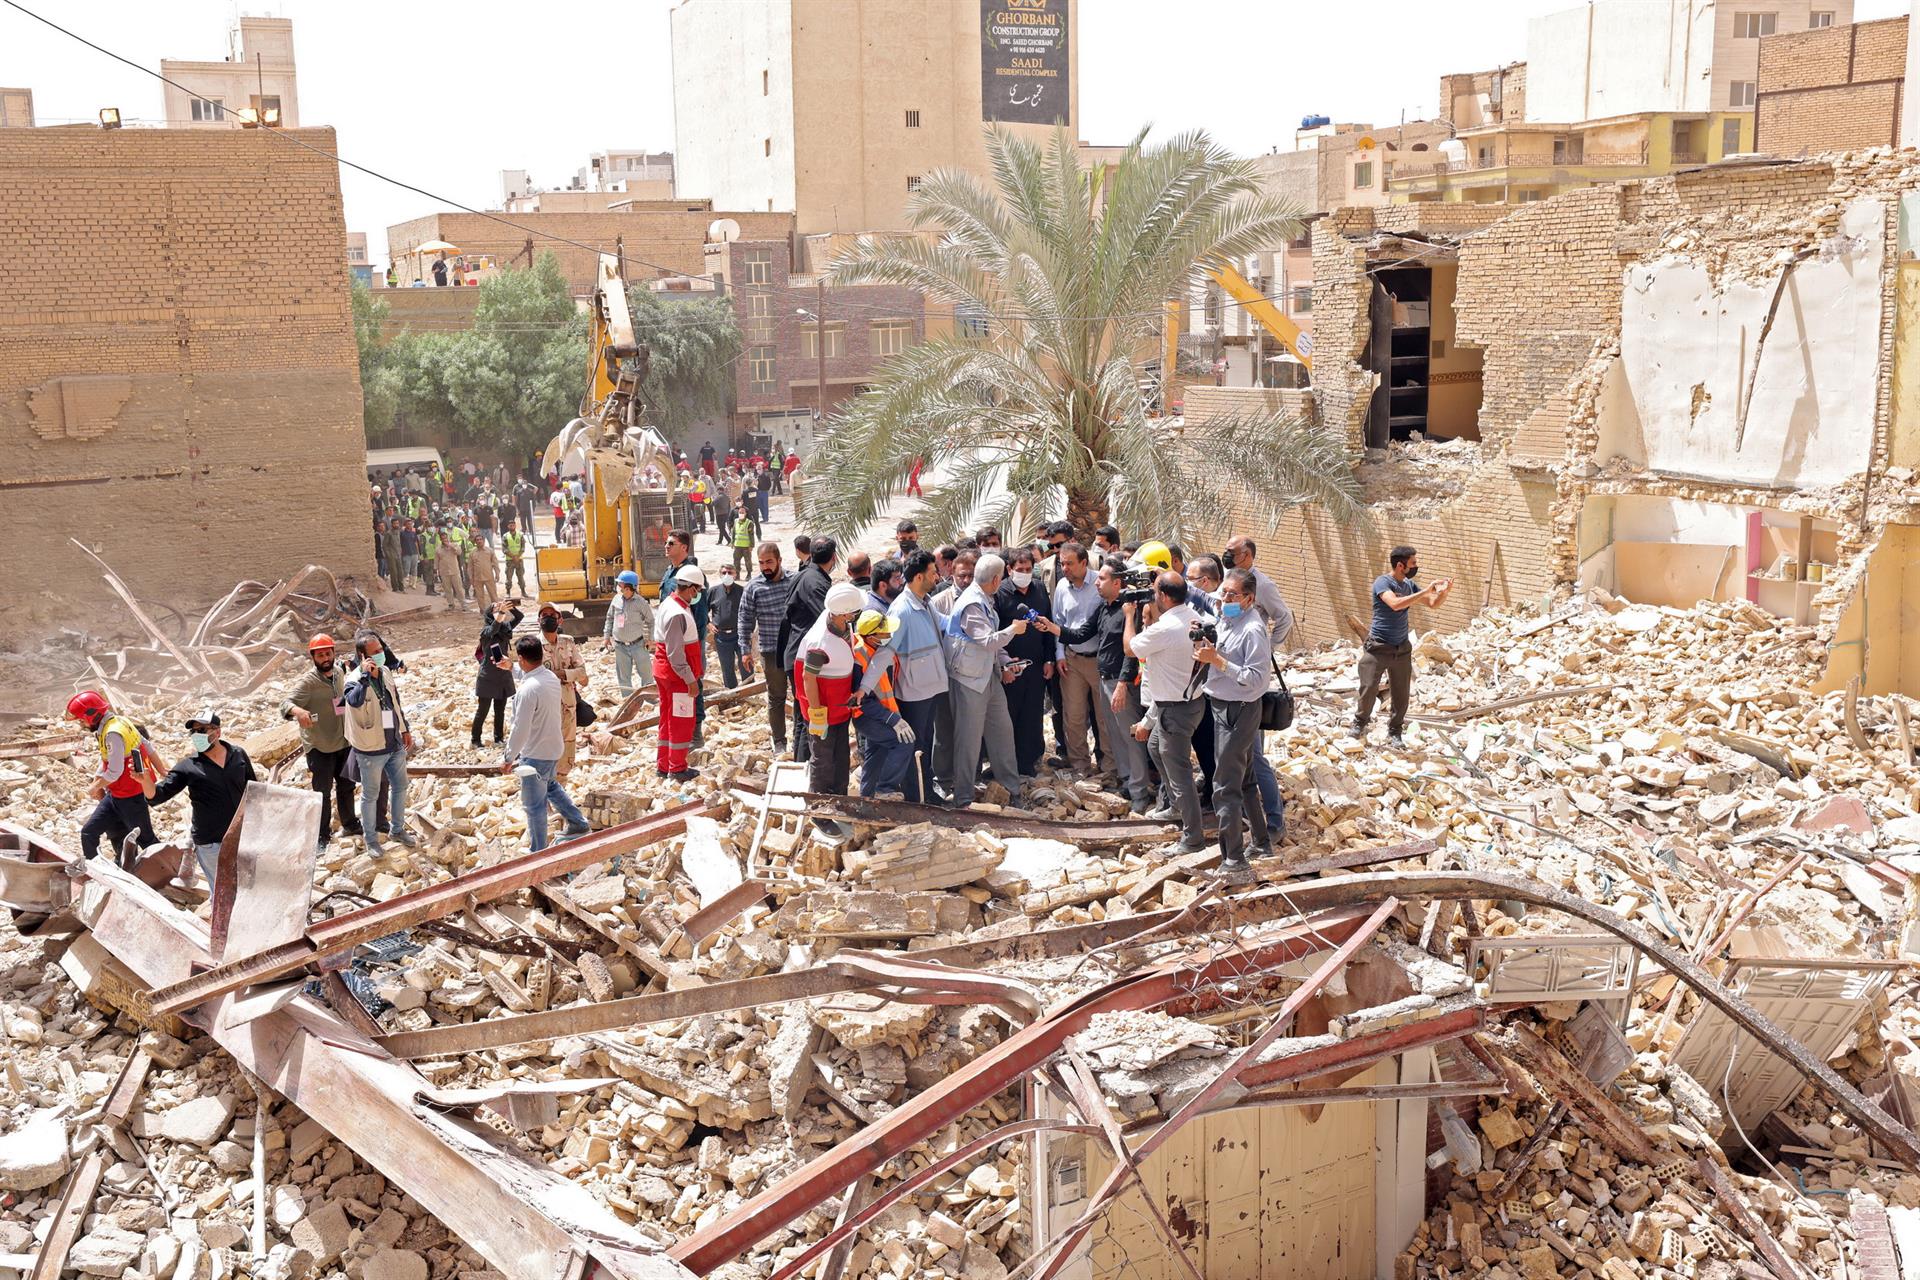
[851,641,899,720]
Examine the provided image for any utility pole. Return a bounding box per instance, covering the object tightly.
[815,277,827,426]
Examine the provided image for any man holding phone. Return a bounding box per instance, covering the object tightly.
[1351,544,1452,748]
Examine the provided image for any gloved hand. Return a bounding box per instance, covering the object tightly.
[808,706,828,738]
[892,720,916,744]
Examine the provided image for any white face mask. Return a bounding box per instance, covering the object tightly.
[1009,571,1033,590]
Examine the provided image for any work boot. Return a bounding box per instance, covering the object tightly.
[668,768,701,783]
[1347,721,1367,741]
[1388,730,1406,749]
[1216,856,1255,886]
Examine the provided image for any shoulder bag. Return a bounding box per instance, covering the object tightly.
[1259,654,1294,731]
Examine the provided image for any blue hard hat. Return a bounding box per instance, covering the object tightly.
[615,570,640,587]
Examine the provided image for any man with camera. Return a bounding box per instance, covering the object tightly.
[1353,544,1452,747]
[1036,554,1146,810]
[1123,572,1208,853]
[1194,569,1275,883]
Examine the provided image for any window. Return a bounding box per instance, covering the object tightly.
[906,175,923,191]
[749,345,777,395]
[1734,11,1776,37]
[1810,10,1833,26]
[1352,161,1373,189]
[905,109,921,128]
[743,249,772,285]
[1517,189,1543,203]
[1552,134,1583,164]
[762,69,769,94]
[1476,143,1495,168]
[1723,117,1744,154]
[1290,285,1312,314]
[956,304,989,339]
[1730,80,1756,107]
[871,320,910,356]
[746,292,774,342]
[189,96,223,122]
[250,94,281,120]
[801,322,847,360]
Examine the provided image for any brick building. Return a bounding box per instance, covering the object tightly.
[706,238,924,447]
[0,126,372,629]
[1755,14,1907,155]
[1193,157,1920,702]
[386,207,794,296]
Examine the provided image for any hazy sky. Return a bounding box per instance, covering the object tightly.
[5,0,1908,266]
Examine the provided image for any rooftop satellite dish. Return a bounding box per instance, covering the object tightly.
[708,218,742,244]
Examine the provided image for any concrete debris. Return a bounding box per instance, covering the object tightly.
[8,564,1920,1280]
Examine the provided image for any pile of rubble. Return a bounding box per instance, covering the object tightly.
[6,577,1920,1280]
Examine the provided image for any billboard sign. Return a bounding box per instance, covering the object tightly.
[981,0,1070,125]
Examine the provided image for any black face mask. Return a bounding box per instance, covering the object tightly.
[1405,565,1419,578]
[1222,547,1238,569]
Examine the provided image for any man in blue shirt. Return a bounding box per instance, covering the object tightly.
[1351,545,1451,747]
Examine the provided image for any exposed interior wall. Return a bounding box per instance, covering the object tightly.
[1425,263,1483,439]
[1599,197,1888,487]
[0,127,373,631]
[1821,522,1920,696]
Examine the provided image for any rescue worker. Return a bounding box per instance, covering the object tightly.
[603,570,655,700]
[851,610,916,798]
[70,690,159,864]
[150,707,256,889]
[731,508,757,580]
[280,633,359,850]
[442,520,471,610]
[536,605,589,777]
[652,565,707,781]
[501,524,530,597]
[381,521,404,594]
[469,535,500,614]
[418,521,440,596]
[795,582,866,798]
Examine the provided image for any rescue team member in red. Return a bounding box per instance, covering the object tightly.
[653,564,707,782]
[68,690,161,864]
[794,582,867,798]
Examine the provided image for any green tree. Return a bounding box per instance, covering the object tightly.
[441,252,587,455]
[622,285,742,440]
[810,127,1362,544]
[350,277,399,436]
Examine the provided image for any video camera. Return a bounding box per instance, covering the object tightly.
[1118,568,1157,606]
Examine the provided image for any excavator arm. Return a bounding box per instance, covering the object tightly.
[1208,263,1313,373]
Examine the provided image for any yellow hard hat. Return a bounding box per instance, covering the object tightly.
[855,609,897,638]
[1135,540,1172,571]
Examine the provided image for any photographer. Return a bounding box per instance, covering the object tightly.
[474,600,523,747]
[1194,569,1274,883]
[1352,544,1452,747]
[342,631,417,856]
[1123,572,1207,853]
[994,547,1053,778]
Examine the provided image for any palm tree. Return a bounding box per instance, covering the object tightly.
[806,126,1363,545]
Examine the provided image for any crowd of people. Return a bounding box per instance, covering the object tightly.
[67,445,1451,892]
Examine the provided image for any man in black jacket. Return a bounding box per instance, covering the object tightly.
[150,706,256,890]
[709,567,745,689]
[1036,556,1151,812]
[779,536,837,763]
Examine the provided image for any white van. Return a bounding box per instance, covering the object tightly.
[365,446,445,478]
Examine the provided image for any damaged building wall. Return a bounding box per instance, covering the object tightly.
[0,127,374,628]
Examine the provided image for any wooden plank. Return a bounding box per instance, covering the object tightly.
[30,1049,152,1280]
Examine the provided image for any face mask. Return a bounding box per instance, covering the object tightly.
[369,651,387,668]
[1405,565,1419,578]
[1009,571,1033,590]
[1222,547,1238,569]
[189,732,213,754]
[1221,603,1243,620]
[828,616,851,636]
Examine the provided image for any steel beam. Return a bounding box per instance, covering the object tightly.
[147,801,718,1014]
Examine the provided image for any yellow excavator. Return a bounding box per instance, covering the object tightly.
[534,252,689,619]
[1165,264,1313,393]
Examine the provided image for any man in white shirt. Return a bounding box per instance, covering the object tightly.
[1124,573,1207,852]
[499,636,590,851]
[1050,541,1107,776]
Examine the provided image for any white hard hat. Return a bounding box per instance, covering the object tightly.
[675,565,707,589]
[825,582,866,615]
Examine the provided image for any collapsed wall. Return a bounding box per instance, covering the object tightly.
[1200,155,1920,692]
[0,127,375,636]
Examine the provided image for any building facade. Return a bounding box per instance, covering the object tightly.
[0,126,371,627]
[671,0,1077,234]
[707,238,924,444]
[0,88,31,128]
[1526,0,1855,121]
[1755,14,1907,154]
[160,17,299,128]
[386,208,794,295]
[1390,109,1754,203]
[347,232,372,287]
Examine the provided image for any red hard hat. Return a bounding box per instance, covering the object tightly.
[66,690,109,726]
[308,633,336,652]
